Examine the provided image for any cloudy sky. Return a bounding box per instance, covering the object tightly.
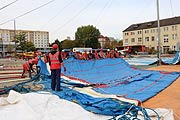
[0,0,180,43]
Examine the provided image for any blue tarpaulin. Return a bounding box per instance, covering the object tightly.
[61,58,179,102]
[38,57,179,116]
[163,51,180,64]
[37,59,50,76]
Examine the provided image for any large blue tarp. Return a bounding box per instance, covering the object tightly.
[38,57,179,116]
[61,57,179,102]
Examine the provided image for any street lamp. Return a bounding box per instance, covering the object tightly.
[14,19,16,53]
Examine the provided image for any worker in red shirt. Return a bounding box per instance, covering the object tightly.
[94,50,99,59]
[47,44,66,91]
[21,59,35,78]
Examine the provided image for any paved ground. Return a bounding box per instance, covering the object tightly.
[144,65,180,120]
[0,58,29,97]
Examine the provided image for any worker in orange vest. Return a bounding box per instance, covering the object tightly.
[47,44,66,91]
[94,50,100,59]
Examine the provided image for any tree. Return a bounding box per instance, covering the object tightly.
[61,39,76,49]
[15,32,26,51]
[7,44,14,52]
[25,41,36,51]
[16,32,36,51]
[118,40,123,46]
[104,40,123,50]
[75,25,100,48]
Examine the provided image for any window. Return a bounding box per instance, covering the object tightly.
[145,30,149,34]
[172,34,177,40]
[151,36,155,41]
[145,37,149,42]
[125,39,128,45]
[151,29,153,33]
[156,28,158,32]
[175,26,177,30]
[163,46,170,54]
[163,27,168,31]
[131,32,135,35]
[164,35,168,42]
[125,33,128,36]
[172,45,176,50]
[131,38,135,43]
[138,31,142,34]
[138,38,142,43]
[172,25,177,31]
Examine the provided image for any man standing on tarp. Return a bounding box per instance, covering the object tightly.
[47,44,66,91]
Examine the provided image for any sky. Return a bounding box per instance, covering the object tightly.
[0,0,180,43]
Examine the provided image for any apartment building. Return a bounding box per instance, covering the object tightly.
[123,16,180,54]
[0,29,49,57]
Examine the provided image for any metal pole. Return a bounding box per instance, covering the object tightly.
[14,19,16,53]
[157,0,161,65]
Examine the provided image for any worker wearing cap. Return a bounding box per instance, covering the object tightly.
[47,44,66,91]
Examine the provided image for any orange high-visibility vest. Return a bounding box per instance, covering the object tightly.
[49,52,61,69]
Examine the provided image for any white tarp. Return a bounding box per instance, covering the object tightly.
[0,90,111,120]
[0,90,174,120]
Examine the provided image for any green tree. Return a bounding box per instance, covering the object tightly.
[75,25,100,48]
[118,40,123,46]
[25,42,36,51]
[112,40,119,48]
[15,32,26,51]
[61,39,76,49]
[105,40,122,50]
[16,32,36,51]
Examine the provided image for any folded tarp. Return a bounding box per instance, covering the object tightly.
[150,51,180,65]
[40,77,134,116]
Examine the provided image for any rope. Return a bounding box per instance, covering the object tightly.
[108,105,160,120]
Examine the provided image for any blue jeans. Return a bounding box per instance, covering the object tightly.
[51,69,61,91]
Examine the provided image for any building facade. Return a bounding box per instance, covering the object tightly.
[123,16,180,54]
[98,35,110,48]
[0,29,49,57]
